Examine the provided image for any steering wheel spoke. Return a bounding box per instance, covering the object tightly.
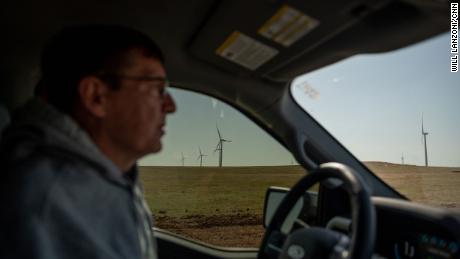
[293,218,310,229]
[264,230,287,259]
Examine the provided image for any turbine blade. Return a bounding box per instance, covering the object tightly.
[216,125,222,139]
[422,113,427,134]
[422,117,424,133]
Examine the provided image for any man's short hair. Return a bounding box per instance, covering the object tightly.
[36,24,164,114]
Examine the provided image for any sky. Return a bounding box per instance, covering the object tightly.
[140,87,295,167]
[292,33,459,167]
[140,32,460,167]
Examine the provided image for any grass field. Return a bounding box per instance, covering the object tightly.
[140,165,307,218]
[139,162,460,247]
[366,162,460,208]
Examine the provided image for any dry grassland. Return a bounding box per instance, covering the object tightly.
[366,162,460,209]
[139,166,306,218]
[139,162,460,247]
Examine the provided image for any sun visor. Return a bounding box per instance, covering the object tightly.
[188,0,449,81]
[188,1,359,79]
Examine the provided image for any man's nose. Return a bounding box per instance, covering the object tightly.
[162,93,176,113]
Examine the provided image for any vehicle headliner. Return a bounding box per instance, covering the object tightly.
[1,0,448,110]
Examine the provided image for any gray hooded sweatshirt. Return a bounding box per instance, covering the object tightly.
[0,98,157,259]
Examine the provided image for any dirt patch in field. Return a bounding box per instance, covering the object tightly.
[155,213,262,228]
[154,214,264,247]
[171,225,264,248]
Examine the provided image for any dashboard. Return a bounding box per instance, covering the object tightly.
[268,184,460,258]
[373,197,460,259]
[318,183,460,259]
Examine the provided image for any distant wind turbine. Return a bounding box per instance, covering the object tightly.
[214,125,232,167]
[181,152,186,166]
[421,116,429,167]
[401,153,404,165]
[197,147,207,167]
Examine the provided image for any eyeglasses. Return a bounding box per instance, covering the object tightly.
[98,74,170,96]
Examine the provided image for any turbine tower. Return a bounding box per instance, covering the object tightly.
[422,116,429,167]
[214,125,231,167]
[197,147,207,167]
[181,152,186,166]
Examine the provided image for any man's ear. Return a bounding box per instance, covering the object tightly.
[77,76,108,118]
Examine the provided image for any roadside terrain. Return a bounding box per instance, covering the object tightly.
[140,162,460,247]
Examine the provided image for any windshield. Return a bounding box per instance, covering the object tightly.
[291,33,460,210]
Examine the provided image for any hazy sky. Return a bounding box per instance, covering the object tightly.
[140,87,295,167]
[293,33,459,167]
[140,33,460,167]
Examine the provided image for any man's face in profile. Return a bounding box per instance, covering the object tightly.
[102,48,176,159]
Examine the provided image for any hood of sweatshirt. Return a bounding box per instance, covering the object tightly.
[1,98,133,187]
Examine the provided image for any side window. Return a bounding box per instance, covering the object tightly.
[139,88,305,248]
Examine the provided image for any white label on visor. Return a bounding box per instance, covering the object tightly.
[216,31,278,71]
[259,5,319,47]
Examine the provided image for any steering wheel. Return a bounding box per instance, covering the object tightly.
[258,162,376,259]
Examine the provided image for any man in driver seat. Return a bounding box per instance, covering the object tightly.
[0,25,176,259]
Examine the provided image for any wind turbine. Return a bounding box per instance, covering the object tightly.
[197,147,207,167]
[181,152,186,166]
[401,153,404,165]
[214,125,232,167]
[421,116,429,167]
